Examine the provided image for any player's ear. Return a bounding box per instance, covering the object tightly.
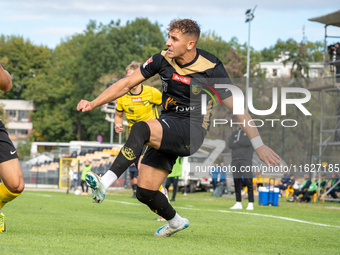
[187,40,196,50]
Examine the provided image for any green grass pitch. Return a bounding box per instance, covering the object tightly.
[1,189,340,255]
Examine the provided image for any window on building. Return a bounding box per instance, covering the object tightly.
[272,69,278,77]
[18,110,29,122]
[6,110,16,120]
[8,129,15,134]
[18,129,28,135]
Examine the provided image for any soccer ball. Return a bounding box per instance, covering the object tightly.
[74,190,81,195]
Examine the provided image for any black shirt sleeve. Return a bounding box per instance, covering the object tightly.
[140,53,163,79]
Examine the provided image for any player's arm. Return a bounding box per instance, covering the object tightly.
[114,111,124,133]
[77,68,145,112]
[223,96,280,166]
[0,64,12,92]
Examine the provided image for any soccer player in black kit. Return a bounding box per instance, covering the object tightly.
[77,19,280,237]
[0,63,25,232]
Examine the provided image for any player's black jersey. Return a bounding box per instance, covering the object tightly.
[140,48,232,130]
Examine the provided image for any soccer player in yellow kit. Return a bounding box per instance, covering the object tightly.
[0,63,25,232]
[114,61,164,199]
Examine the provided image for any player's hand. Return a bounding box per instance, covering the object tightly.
[115,124,123,133]
[77,100,94,112]
[255,145,281,166]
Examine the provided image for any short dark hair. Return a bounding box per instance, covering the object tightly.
[168,19,201,41]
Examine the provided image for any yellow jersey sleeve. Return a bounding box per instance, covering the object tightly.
[151,87,162,106]
[116,98,123,112]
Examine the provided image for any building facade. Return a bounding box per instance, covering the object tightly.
[258,52,323,78]
[0,100,34,143]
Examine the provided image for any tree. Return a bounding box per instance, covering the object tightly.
[0,35,52,99]
[23,18,165,142]
[223,48,244,78]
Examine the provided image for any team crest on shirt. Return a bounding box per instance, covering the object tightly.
[191,85,202,95]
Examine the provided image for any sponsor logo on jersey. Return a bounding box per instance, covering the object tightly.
[175,105,195,112]
[165,97,177,110]
[131,97,142,102]
[121,146,136,160]
[172,73,190,85]
[143,57,153,68]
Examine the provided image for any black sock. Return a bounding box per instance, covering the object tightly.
[133,184,137,194]
[136,186,176,220]
[109,121,150,178]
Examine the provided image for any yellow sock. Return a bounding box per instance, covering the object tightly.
[0,183,21,210]
[159,185,163,191]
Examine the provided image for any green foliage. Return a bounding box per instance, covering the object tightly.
[0,35,52,99]
[0,103,6,125]
[260,38,323,63]
[197,31,232,64]
[16,140,32,160]
[22,18,165,142]
[0,19,327,147]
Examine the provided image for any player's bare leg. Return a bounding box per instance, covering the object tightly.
[0,158,25,232]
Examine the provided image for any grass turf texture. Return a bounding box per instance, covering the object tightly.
[1,189,340,255]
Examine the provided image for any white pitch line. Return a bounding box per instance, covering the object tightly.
[105,199,142,206]
[105,200,340,229]
[174,206,340,229]
[25,193,52,197]
[27,196,339,229]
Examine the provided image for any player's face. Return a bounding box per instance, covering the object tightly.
[166,30,190,59]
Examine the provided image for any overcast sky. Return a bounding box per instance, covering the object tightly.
[1,0,339,51]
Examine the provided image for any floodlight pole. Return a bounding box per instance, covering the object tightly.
[245,6,256,111]
[110,113,114,144]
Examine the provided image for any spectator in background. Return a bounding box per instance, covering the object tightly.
[280,170,290,184]
[327,173,340,199]
[328,42,340,82]
[219,162,226,184]
[253,172,263,194]
[81,160,92,195]
[165,157,183,202]
[299,174,327,203]
[69,167,79,192]
[211,163,219,191]
[287,174,311,202]
[228,126,254,210]
[276,173,295,196]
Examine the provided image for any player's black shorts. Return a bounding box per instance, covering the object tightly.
[141,115,206,172]
[0,120,18,163]
[129,171,138,180]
